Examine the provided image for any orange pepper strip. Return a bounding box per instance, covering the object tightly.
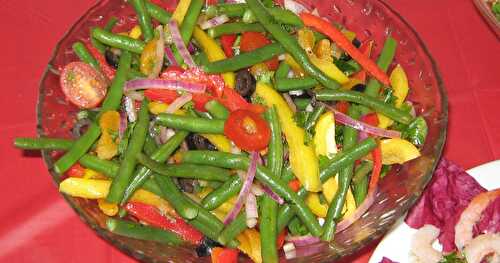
[352,40,374,83]
[299,13,390,86]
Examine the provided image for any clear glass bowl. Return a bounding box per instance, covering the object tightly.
[37,0,448,262]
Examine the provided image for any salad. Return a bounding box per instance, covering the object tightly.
[487,0,500,21]
[14,0,429,262]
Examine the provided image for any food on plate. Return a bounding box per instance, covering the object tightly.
[13,0,430,261]
[379,159,500,263]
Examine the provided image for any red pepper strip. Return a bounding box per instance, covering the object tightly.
[160,67,225,98]
[219,88,266,114]
[220,34,237,58]
[240,32,279,71]
[369,146,382,190]
[300,13,390,86]
[125,202,204,245]
[351,40,374,83]
[288,179,301,192]
[277,229,287,248]
[335,101,350,115]
[360,112,379,127]
[211,247,239,263]
[85,43,116,80]
[67,163,85,178]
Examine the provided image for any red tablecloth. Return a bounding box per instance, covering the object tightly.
[1,0,499,262]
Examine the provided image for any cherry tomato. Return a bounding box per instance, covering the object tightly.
[220,34,237,57]
[224,109,271,151]
[60,62,109,109]
[240,32,279,71]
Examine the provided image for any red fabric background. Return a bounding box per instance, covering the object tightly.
[0,0,498,262]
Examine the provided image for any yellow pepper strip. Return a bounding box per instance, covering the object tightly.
[193,27,235,88]
[129,25,142,39]
[284,53,305,76]
[237,229,262,263]
[96,111,120,160]
[200,134,232,152]
[98,199,119,216]
[341,29,356,42]
[149,101,169,114]
[378,64,410,128]
[379,138,421,165]
[59,178,176,216]
[140,39,158,76]
[314,39,333,62]
[297,28,315,51]
[255,83,321,192]
[312,112,356,217]
[171,0,192,24]
[284,54,348,84]
[83,168,105,179]
[342,78,364,90]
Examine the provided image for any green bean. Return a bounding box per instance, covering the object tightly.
[80,154,119,176]
[127,68,146,80]
[218,212,247,247]
[107,100,150,203]
[304,104,325,131]
[276,138,377,232]
[203,43,285,73]
[72,42,100,70]
[294,98,311,111]
[205,100,229,119]
[156,114,225,134]
[364,37,397,97]
[352,161,373,206]
[130,0,154,42]
[90,17,118,54]
[208,22,265,38]
[171,0,204,65]
[207,4,303,26]
[274,62,290,80]
[201,175,242,210]
[242,9,257,23]
[246,0,340,90]
[144,0,171,24]
[322,106,360,241]
[106,218,183,245]
[143,135,159,156]
[92,28,145,54]
[14,137,73,150]
[121,131,189,204]
[53,52,132,174]
[182,151,323,237]
[315,90,413,124]
[136,153,231,181]
[275,77,316,91]
[288,217,308,236]
[153,175,199,219]
[259,106,282,263]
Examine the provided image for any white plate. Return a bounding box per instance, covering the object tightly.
[369,160,500,263]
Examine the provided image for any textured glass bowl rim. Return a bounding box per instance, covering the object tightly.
[36,0,448,261]
[472,0,500,38]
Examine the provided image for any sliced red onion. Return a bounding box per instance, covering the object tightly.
[158,127,176,144]
[245,193,258,228]
[125,79,206,93]
[336,188,377,233]
[225,0,246,3]
[200,14,229,30]
[125,90,144,101]
[148,25,165,79]
[168,20,196,68]
[278,54,286,61]
[124,96,137,122]
[223,151,259,225]
[284,0,310,14]
[286,234,321,246]
[283,93,297,113]
[118,111,128,140]
[165,93,192,113]
[283,242,297,259]
[311,8,320,16]
[322,103,401,138]
[164,47,178,66]
[261,185,285,205]
[187,42,197,54]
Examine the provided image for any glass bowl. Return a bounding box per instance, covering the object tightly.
[37,0,448,262]
[472,0,500,37]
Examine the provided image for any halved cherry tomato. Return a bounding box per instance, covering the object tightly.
[66,163,85,178]
[60,62,109,109]
[224,109,271,151]
[240,32,279,71]
[211,247,239,263]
